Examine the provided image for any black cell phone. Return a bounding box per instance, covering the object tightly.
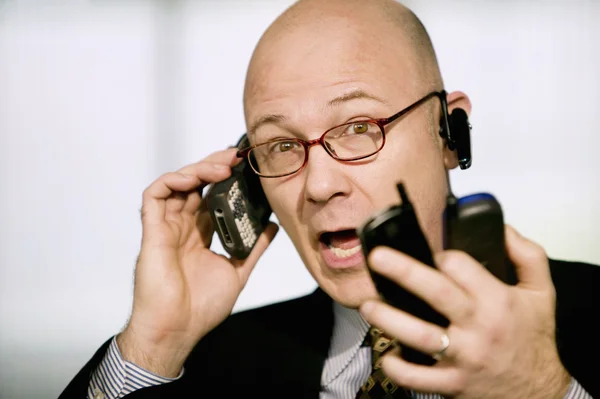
[205,134,272,259]
[443,193,517,285]
[356,182,449,366]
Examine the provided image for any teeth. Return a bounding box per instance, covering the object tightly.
[328,244,362,258]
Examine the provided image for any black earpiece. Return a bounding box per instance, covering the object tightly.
[438,93,472,170]
[448,108,472,169]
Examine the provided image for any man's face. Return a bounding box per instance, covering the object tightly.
[244,12,459,308]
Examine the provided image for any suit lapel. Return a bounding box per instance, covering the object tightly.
[258,288,335,392]
[178,287,335,398]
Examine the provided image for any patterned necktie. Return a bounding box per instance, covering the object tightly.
[356,327,411,399]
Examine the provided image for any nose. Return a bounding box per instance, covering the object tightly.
[302,143,351,204]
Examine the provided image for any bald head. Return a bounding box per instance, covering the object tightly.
[243,0,442,116]
[238,0,467,309]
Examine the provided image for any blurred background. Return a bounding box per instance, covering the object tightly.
[0,0,598,397]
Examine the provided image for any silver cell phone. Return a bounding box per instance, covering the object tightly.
[205,134,272,259]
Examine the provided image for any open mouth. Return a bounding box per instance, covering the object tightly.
[318,229,364,268]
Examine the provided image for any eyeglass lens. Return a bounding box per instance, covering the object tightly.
[249,121,383,177]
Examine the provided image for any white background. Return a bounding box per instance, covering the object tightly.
[0,0,598,398]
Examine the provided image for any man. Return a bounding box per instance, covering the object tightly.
[60,0,599,398]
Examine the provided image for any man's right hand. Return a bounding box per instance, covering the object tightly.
[117,148,279,377]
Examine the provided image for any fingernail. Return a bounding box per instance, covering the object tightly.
[369,247,389,270]
[371,247,384,263]
[360,300,375,315]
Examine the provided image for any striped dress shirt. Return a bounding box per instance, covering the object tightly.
[88,302,592,399]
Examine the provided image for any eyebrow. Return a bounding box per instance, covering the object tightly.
[326,89,390,108]
[248,89,389,136]
[248,114,287,137]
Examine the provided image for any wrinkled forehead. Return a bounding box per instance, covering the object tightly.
[243,15,420,130]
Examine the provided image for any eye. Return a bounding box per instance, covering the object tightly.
[265,139,300,154]
[277,141,295,152]
[352,123,369,134]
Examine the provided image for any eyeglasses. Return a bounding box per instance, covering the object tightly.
[237,90,446,178]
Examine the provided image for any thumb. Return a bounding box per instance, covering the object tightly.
[232,222,280,283]
[505,224,552,290]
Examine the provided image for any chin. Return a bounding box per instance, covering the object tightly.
[319,269,380,309]
[296,237,380,308]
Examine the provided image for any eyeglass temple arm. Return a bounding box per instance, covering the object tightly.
[236,147,249,158]
[381,91,446,126]
[235,134,253,158]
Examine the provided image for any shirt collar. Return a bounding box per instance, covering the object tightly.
[321,300,370,386]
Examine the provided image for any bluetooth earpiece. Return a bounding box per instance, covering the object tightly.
[438,92,472,170]
[447,107,472,169]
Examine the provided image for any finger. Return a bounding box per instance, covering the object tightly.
[176,148,241,177]
[434,250,503,300]
[231,222,279,284]
[142,165,231,225]
[202,147,241,164]
[178,150,241,215]
[141,172,199,226]
[196,192,214,247]
[359,300,450,357]
[505,224,551,290]
[182,189,202,216]
[159,166,229,217]
[368,247,472,323]
[380,354,463,396]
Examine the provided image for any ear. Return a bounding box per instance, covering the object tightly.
[442,91,472,170]
[447,91,472,115]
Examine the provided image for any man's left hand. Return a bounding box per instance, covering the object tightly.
[359,225,572,399]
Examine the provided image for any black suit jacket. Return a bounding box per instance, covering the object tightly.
[59,259,600,398]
